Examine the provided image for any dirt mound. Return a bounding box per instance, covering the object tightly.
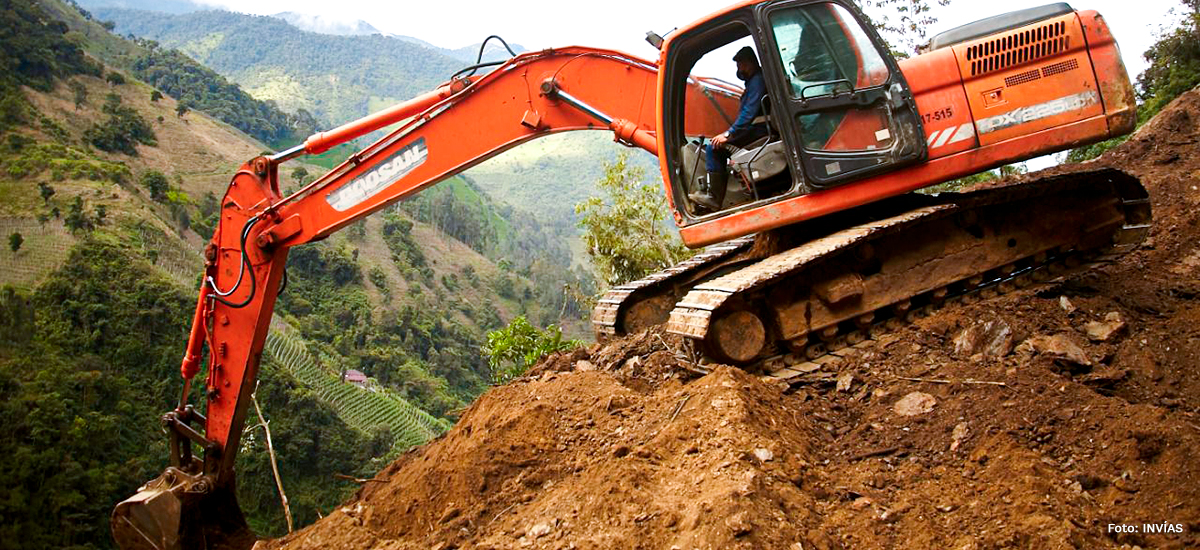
[264,91,1200,549]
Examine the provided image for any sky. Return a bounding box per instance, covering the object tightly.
[192,0,1184,81]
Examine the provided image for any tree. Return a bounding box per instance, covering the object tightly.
[140,170,169,201]
[1138,0,1200,117]
[69,80,87,110]
[64,196,91,233]
[483,316,579,384]
[290,166,309,184]
[175,101,190,118]
[576,153,691,287]
[105,71,125,86]
[150,89,163,102]
[8,232,22,253]
[38,182,55,203]
[86,93,156,155]
[856,0,954,55]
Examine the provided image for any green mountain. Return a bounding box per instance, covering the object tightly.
[1,0,591,543]
[86,4,657,235]
[92,7,465,126]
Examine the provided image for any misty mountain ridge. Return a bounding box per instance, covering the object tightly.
[271,11,527,63]
[78,0,526,63]
[273,11,383,36]
[73,0,207,14]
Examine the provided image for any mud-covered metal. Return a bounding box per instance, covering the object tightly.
[112,467,253,550]
[592,235,756,336]
[595,167,1149,369]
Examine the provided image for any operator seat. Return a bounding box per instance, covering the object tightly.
[727,95,789,201]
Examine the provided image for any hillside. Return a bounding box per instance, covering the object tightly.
[85,3,642,236]
[0,0,588,542]
[91,7,465,126]
[39,0,316,148]
[465,132,662,230]
[264,89,1200,550]
[5,1,573,408]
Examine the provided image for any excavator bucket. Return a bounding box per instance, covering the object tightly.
[112,467,255,550]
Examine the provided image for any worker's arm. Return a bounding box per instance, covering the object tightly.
[724,72,767,137]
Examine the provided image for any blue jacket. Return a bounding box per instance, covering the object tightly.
[728,71,767,136]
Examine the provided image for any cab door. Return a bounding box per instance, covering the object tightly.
[756,0,926,188]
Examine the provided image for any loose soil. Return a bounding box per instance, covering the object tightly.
[262,90,1200,550]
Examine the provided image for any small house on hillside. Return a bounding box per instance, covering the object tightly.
[343,369,368,387]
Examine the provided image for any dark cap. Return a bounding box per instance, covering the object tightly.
[732,46,758,64]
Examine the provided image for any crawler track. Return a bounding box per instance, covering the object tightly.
[593,167,1151,377]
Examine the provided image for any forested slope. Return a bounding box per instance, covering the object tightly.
[93,7,464,126]
[0,0,589,544]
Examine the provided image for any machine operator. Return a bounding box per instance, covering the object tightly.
[688,46,769,211]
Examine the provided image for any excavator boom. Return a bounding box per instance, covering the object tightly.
[112,47,734,550]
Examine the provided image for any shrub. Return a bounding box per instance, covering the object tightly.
[483,316,579,384]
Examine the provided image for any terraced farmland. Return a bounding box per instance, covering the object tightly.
[264,318,450,452]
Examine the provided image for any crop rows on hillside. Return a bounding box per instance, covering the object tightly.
[264,319,448,451]
[0,218,77,287]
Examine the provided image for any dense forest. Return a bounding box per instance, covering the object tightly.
[52,0,316,147]
[0,237,384,546]
[130,46,319,146]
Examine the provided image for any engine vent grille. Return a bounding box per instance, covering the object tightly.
[1041,58,1080,77]
[967,21,1069,77]
[1005,69,1041,87]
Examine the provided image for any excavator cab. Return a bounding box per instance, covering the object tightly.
[661,0,926,222]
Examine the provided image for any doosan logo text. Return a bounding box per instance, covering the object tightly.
[327,138,428,211]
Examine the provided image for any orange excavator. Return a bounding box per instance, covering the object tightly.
[112,1,1149,548]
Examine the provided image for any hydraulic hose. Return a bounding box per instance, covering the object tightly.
[206,216,260,308]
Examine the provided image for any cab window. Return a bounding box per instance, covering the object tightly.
[769,2,893,152]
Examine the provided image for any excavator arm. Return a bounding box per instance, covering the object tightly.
[112,46,737,550]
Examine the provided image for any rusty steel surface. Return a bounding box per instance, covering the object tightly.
[665,167,1147,365]
[708,310,767,364]
[112,467,254,550]
[667,205,953,339]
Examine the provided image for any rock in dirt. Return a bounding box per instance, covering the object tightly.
[893,392,937,416]
[754,448,774,462]
[725,511,753,536]
[1081,366,1128,386]
[1021,334,1092,367]
[1059,296,1078,314]
[836,372,855,392]
[950,422,969,451]
[952,318,1014,357]
[528,522,553,538]
[1084,312,1127,342]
